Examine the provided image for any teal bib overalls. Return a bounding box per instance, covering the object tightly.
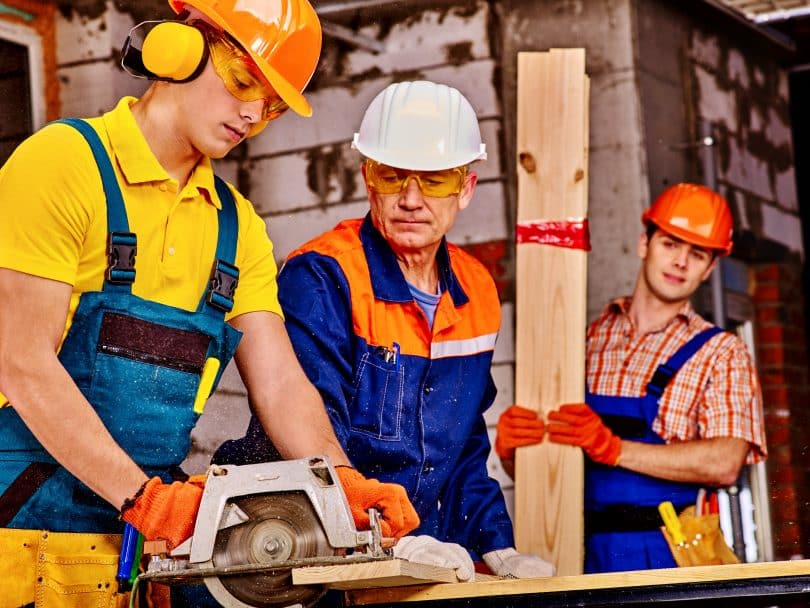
[0,118,242,533]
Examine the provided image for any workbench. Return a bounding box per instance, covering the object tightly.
[341,559,810,607]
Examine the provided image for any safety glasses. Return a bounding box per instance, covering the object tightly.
[196,22,289,122]
[365,160,468,198]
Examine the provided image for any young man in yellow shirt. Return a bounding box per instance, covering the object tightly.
[0,1,417,604]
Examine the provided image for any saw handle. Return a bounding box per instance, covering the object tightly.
[381,537,397,549]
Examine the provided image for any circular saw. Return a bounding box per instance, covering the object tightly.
[140,457,392,608]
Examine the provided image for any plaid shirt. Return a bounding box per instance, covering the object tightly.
[587,297,766,463]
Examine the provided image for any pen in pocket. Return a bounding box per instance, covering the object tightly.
[376,342,401,369]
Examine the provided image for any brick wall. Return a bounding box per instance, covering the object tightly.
[752,261,810,559]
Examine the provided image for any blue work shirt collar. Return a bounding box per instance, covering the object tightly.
[359,214,469,307]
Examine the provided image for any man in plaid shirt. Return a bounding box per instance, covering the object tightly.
[495,183,766,573]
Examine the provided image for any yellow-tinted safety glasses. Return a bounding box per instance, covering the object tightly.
[365,160,468,198]
[196,22,289,122]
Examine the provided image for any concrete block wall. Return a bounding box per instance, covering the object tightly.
[635,1,693,196]
[56,3,147,118]
[687,23,802,257]
[637,1,802,260]
[497,0,646,323]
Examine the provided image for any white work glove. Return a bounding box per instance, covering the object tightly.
[482,547,556,578]
[393,535,475,582]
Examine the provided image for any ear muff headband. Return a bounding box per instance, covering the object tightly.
[121,21,208,83]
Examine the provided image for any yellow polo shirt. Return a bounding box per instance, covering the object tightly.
[0,97,281,404]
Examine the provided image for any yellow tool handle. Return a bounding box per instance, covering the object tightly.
[193,357,221,414]
[658,501,686,545]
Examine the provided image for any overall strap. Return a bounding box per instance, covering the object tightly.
[0,462,59,526]
[55,118,136,292]
[197,176,240,317]
[646,326,724,399]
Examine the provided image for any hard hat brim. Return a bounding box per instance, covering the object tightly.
[352,133,486,171]
[171,0,313,117]
[251,55,312,117]
[644,216,733,256]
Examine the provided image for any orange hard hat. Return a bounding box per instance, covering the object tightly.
[642,183,733,256]
[169,0,322,117]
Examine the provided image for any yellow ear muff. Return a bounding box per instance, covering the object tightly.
[142,22,206,81]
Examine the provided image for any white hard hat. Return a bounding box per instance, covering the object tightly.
[352,80,487,171]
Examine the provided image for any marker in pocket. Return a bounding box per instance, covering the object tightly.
[376,342,400,367]
[193,357,221,414]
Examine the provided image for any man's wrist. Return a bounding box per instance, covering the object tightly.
[119,477,151,517]
[611,438,623,467]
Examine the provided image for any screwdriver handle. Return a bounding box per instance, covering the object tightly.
[658,501,686,545]
[117,522,143,591]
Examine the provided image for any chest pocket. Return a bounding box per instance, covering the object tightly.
[349,348,404,440]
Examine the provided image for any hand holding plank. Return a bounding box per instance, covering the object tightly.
[547,403,621,466]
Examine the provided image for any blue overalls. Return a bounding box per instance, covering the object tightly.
[0,118,242,533]
[583,326,722,573]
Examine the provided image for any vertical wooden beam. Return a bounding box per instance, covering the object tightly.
[513,49,589,576]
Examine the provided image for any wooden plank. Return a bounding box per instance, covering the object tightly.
[291,558,459,590]
[345,559,810,604]
[513,49,589,576]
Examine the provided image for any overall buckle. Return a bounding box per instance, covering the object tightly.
[106,232,137,284]
[207,259,239,312]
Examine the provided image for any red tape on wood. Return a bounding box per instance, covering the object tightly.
[516,219,591,251]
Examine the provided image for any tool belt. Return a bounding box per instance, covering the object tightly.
[660,505,740,567]
[0,464,131,607]
[586,504,689,535]
[0,527,128,608]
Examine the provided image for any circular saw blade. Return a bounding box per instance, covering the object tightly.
[205,492,337,608]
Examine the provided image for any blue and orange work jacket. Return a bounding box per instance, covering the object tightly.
[227,215,515,556]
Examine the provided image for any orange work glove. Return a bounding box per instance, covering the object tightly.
[120,476,204,550]
[546,403,622,466]
[494,405,545,460]
[335,466,420,539]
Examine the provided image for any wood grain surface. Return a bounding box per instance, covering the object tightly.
[345,559,810,604]
[513,48,590,576]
